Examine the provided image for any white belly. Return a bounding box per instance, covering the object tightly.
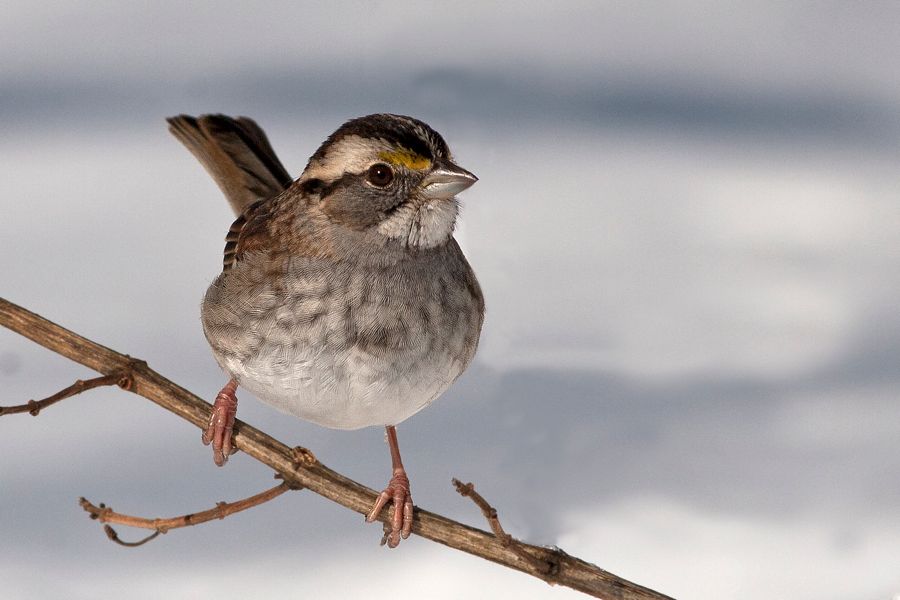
[218,343,464,430]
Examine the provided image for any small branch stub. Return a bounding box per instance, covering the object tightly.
[291,446,317,467]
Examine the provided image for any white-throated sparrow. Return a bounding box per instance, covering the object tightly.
[167,113,484,547]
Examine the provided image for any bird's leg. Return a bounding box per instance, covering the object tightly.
[366,425,414,547]
[202,378,239,466]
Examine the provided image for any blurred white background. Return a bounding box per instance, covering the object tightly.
[2,2,899,599]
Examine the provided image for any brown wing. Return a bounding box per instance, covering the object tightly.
[167,114,293,216]
[222,198,280,272]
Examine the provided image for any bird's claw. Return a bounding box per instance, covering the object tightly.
[202,380,238,466]
[366,468,414,548]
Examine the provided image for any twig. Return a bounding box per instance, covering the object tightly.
[0,297,674,600]
[79,480,296,545]
[453,478,558,579]
[0,371,131,416]
[102,527,161,548]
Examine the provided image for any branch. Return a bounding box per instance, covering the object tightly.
[79,480,296,545]
[0,297,674,600]
[0,371,131,416]
[452,478,556,578]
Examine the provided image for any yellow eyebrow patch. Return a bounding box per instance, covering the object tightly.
[378,149,431,170]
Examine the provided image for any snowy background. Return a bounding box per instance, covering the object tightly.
[2,3,900,599]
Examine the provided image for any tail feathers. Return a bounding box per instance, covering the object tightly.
[167,114,293,216]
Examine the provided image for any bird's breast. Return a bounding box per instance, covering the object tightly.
[200,248,482,428]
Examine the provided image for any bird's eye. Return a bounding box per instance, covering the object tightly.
[366,163,394,187]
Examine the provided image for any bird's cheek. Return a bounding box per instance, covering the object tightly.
[320,191,384,229]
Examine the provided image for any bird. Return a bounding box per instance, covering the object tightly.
[166,113,484,547]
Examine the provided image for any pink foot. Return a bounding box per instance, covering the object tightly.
[366,426,414,547]
[367,467,414,548]
[202,379,238,466]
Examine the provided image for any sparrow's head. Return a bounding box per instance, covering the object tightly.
[298,114,477,249]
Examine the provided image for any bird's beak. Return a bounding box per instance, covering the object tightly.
[419,161,478,200]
